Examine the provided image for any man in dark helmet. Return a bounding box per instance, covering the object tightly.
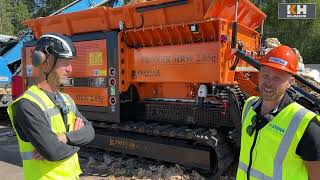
[7,33,95,180]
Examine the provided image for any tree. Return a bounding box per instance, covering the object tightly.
[12,0,32,35]
[0,0,31,36]
[0,0,76,36]
[34,0,75,17]
[0,0,15,35]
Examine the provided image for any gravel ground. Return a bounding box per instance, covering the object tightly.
[78,149,237,180]
[0,116,237,180]
[79,149,207,180]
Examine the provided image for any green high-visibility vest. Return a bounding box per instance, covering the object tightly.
[237,96,317,180]
[7,85,82,180]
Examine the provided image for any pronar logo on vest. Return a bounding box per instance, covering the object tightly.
[269,57,288,66]
[268,123,286,134]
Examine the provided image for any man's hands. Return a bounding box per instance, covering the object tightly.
[32,131,69,160]
[56,117,84,144]
[57,133,68,143]
[32,150,45,160]
[32,117,85,160]
[73,117,84,131]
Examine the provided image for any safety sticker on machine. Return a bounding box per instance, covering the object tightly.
[110,86,116,96]
[93,69,107,76]
[0,76,9,82]
[89,52,103,65]
[111,105,116,112]
[27,65,33,77]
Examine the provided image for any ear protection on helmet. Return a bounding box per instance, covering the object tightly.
[31,50,46,67]
[31,43,53,67]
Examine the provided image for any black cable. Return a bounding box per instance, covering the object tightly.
[247,127,259,180]
[41,44,58,80]
[230,56,240,70]
[246,113,270,180]
[44,56,58,80]
[230,43,243,70]
[136,14,144,29]
[55,93,70,132]
[46,92,70,132]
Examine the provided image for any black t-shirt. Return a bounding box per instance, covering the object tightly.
[252,92,320,161]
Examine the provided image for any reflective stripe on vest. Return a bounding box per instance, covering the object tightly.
[63,94,77,113]
[25,89,77,118]
[273,107,309,179]
[25,90,50,119]
[242,97,259,124]
[20,152,33,161]
[47,107,60,117]
[238,161,272,180]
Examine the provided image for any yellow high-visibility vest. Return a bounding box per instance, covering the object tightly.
[237,96,317,180]
[8,85,82,180]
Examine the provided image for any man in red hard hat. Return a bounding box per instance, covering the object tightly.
[237,45,320,180]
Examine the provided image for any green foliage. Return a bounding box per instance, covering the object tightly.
[253,0,320,64]
[0,0,74,36]
[0,0,33,36]
[0,0,19,35]
[35,0,75,17]
[12,0,32,35]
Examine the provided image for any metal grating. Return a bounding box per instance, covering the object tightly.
[136,102,234,128]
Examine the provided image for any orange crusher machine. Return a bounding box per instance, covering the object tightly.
[20,0,270,175]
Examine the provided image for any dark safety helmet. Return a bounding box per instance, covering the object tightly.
[35,32,76,59]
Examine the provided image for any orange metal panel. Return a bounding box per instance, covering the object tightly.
[23,0,219,39]
[63,87,108,106]
[24,40,109,107]
[130,42,223,83]
[25,40,107,78]
[60,40,108,107]
[136,82,195,100]
[235,72,259,96]
[24,0,264,39]
[22,0,264,102]
[24,7,113,38]
[70,40,108,77]
[205,0,266,29]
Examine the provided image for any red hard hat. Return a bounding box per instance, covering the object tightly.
[260,45,298,75]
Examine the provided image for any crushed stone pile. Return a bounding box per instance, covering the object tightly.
[79,150,209,180]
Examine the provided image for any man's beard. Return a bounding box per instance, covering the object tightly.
[259,85,277,100]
